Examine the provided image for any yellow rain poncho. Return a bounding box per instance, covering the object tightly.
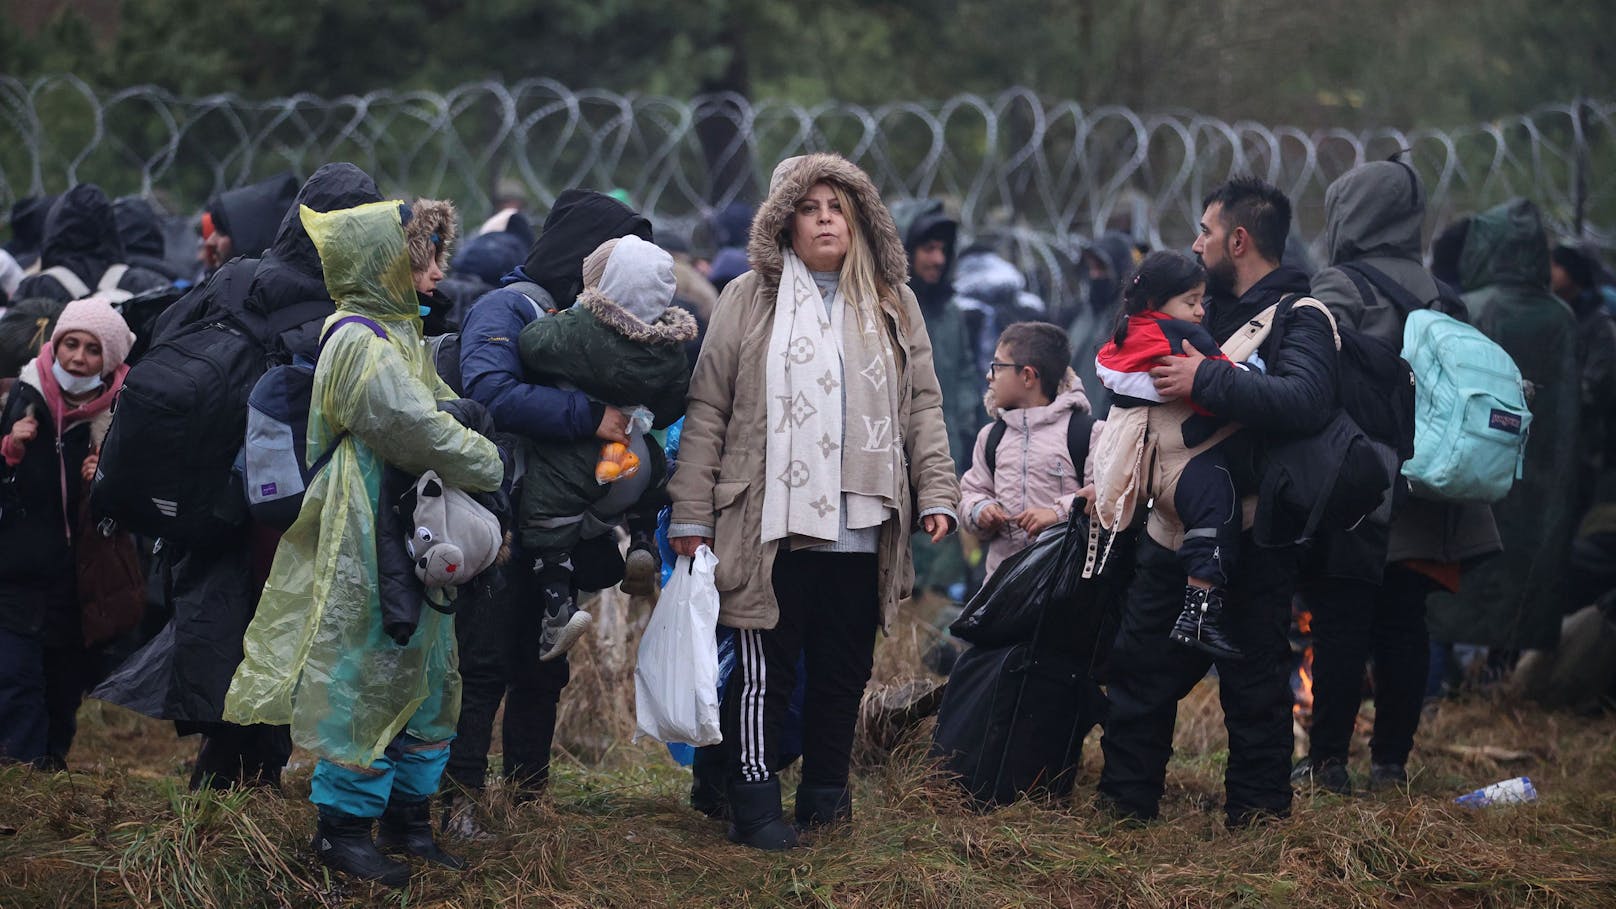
[223,200,502,767]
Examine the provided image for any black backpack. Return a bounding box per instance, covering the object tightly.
[1251,295,1401,546]
[91,261,331,545]
[981,410,1094,478]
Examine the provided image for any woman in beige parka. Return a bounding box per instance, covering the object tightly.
[668,153,959,849]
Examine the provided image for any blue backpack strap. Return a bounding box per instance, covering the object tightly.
[307,316,389,472]
[318,314,388,353]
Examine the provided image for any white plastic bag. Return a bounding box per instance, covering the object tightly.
[634,546,723,746]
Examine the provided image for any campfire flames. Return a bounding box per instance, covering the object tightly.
[1292,608,1315,725]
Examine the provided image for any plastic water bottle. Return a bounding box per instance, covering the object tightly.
[1455,776,1538,807]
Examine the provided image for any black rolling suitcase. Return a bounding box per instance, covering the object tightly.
[930,511,1130,807]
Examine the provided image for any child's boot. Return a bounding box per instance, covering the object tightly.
[620,529,662,598]
[534,556,591,661]
[1169,584,1243,660]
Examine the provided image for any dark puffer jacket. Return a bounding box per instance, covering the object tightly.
[1427,199,1582,651]
[459,190,652,444]
[0,375,92,644]
[515,291,696,551]
[12,185,170,302]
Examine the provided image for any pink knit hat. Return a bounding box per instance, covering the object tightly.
[50,293,136,372]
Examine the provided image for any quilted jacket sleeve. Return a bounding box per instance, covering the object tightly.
[1190,305,1338,436]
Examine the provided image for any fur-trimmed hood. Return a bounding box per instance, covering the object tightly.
[747,153,908,293]
[575,287,699,347]
[407,198,458,274]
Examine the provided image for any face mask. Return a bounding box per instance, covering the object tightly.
[419,304,432,318]
[52,359,104,396]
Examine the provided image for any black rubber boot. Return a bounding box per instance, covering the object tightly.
[793,785,852,830]
[689,744,730,819]
[312,810,411,887]
[375,796,467,870]
[725,779,798,851]
[1169,585,1243,661]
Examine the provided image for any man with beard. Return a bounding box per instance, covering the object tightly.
[893,200,979,600]
[1098,177,1338,827]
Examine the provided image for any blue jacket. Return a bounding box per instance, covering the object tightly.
[459,267,597,441]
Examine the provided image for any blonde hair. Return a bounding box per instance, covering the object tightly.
[827,182,906,335]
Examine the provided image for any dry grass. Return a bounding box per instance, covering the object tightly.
[3,593,1615,908]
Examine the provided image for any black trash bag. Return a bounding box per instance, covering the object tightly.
[949,510,1089,648]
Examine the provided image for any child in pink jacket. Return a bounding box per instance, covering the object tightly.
[960,322,1099,578]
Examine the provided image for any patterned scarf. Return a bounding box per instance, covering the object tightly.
[762,250,902,545]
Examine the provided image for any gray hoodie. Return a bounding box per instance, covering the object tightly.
[1309,160,1500,573]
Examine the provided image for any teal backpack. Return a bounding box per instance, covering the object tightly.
[1400,308,1530,503]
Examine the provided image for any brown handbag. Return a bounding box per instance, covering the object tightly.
[76,492,147,647]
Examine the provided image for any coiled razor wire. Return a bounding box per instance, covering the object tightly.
[2,75,1611,317]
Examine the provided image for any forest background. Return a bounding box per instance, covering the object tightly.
[4,0,1610,129]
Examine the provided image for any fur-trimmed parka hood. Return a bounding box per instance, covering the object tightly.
[574,287,699,347]
[748,153,908,293]
[408,198,458,274]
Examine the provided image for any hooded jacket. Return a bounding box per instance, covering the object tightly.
[113,196,184,281]
[12,185,169,303]
[4,195,56,270]
[1427,199,1581,651]
[513,249,697,553]
[211,172,300,261]
[90,164,385,728]
[892,198,981,473]
[224,200,503,766]
[666,153,960,632]
[0,351,128,642]
[959,369,1095,576]
[1308,160,1500,578]
[459,190,653,444]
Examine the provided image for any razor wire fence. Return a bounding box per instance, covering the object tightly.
[3,75,1611,317]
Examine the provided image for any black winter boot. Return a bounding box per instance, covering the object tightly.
[725,779,798,851]
[689,744,729,819]
[375,796,467,870]
[312,810,411,887]
[1169,585,1243,660]
[793,785,852,830]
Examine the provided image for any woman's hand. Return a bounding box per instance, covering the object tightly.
[921,513,954,543]
[1015,507,1060,535]
[670,535,712,558]
[9,413,38,446]
[80,445,99,485]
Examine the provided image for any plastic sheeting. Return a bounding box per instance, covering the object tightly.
[223,200,502,767]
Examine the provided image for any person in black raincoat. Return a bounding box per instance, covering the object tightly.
[92,163,384,791]
[11,185,170,303]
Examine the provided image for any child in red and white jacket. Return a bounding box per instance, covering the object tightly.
[1093,251,1261,660]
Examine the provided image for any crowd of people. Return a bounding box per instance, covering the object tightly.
[0,150,1611,887]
